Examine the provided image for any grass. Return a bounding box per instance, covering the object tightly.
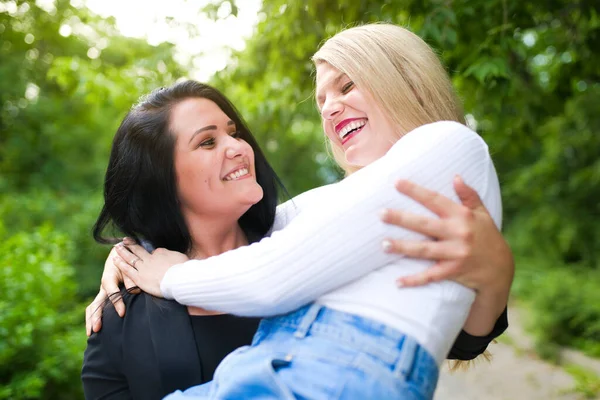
[564,365,600,399]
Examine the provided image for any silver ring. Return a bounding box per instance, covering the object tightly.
[131,257,140,270]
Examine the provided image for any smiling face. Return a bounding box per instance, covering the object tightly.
[316,62,398,168]
[169,97,263,222]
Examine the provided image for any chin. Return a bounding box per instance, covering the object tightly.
[345,151,369,168]
[246,186,264,205]
[346,148,384,168]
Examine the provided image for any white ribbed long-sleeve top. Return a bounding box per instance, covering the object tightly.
[161,121,503,364]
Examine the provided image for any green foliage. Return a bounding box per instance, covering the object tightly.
[0,0,185,192]
[511,255,600,359]
[0,191,107,298]
[0,224,86,399]
[1,1,188,396]
[564,365,600,399]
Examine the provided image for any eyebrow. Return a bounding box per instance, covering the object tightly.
[316,73,347,107]
[188,120,235,144]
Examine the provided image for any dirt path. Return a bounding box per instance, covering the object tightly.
[435,341,583,399]
[434,309,600,400]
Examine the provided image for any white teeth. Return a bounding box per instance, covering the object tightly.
[338,120,366,140]
[224,167,249,181]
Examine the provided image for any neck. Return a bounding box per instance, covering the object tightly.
[184,214,249,259]
[182,213,250,317]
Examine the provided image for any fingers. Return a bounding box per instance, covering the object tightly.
[124,275,141,293]
[113,253,139,283]
[86,304,95,337]
[395,180,461,217]
[122,237,136,245]
[453,175,483,210]
[114,244,143,269]
[397,261,459,287]
[102,248,126,317]
[86,289,106,337]
[380,208,450,239]
[101,273,122,303]
[382,239,468,261]
[108,291,126,318]
[92,315,103,334]
[122,237,150,259]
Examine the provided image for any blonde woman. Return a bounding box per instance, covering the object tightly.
[111,24,511,399]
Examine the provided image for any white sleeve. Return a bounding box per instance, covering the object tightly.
[268,185,330,234]
[161,121,501,316]
[268,199,298,235]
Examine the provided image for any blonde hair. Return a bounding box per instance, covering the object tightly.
[312,23,465,175]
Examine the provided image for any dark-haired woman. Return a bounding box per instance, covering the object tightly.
[81,81,280,399]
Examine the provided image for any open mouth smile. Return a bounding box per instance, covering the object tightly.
[223,166,250,181]
[336,119,367,145]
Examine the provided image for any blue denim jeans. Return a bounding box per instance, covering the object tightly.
[164,304,439,399]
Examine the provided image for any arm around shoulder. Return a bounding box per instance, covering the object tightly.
[162,122,496,316]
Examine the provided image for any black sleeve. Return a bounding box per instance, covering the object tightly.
[447,306,508,360]
[81,302,132,400]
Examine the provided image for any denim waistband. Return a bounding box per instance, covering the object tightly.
[255,303,438,388]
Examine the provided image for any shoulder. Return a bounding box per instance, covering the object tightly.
[408,121,481,140]
[84,292,186,367]
[376,121,491,182]
[86,292,143,349]
[286,184,337,208]
[389,121,487,156]
[82,293,141,385]
[92,292,178,340]
[83,292,185,398]
[272,184,338,232]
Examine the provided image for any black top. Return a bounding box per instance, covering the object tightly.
[448,306,509,360]
[189,314,260,382]
[82,292,259,400]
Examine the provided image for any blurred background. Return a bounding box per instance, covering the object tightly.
[1,0,599,398]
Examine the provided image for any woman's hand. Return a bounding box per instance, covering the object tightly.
[381,176,513,290]
[381,176,514,334]
[85,246,138,337]
[113,238,189,298]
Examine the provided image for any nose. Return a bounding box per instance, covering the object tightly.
[225,135,244,159]
[321,96,344,120]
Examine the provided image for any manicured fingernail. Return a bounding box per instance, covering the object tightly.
[396,279,404,287]
[379,209,389,221]
[396,179,409,189]
[382,240,392,252]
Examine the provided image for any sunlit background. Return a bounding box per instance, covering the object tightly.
[1,0,599,398]
[84,0,261,80]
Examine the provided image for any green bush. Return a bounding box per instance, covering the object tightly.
[0,224,86,399]
[564,365,600,399]
[511,254,600,359]
[0,191,107,298]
